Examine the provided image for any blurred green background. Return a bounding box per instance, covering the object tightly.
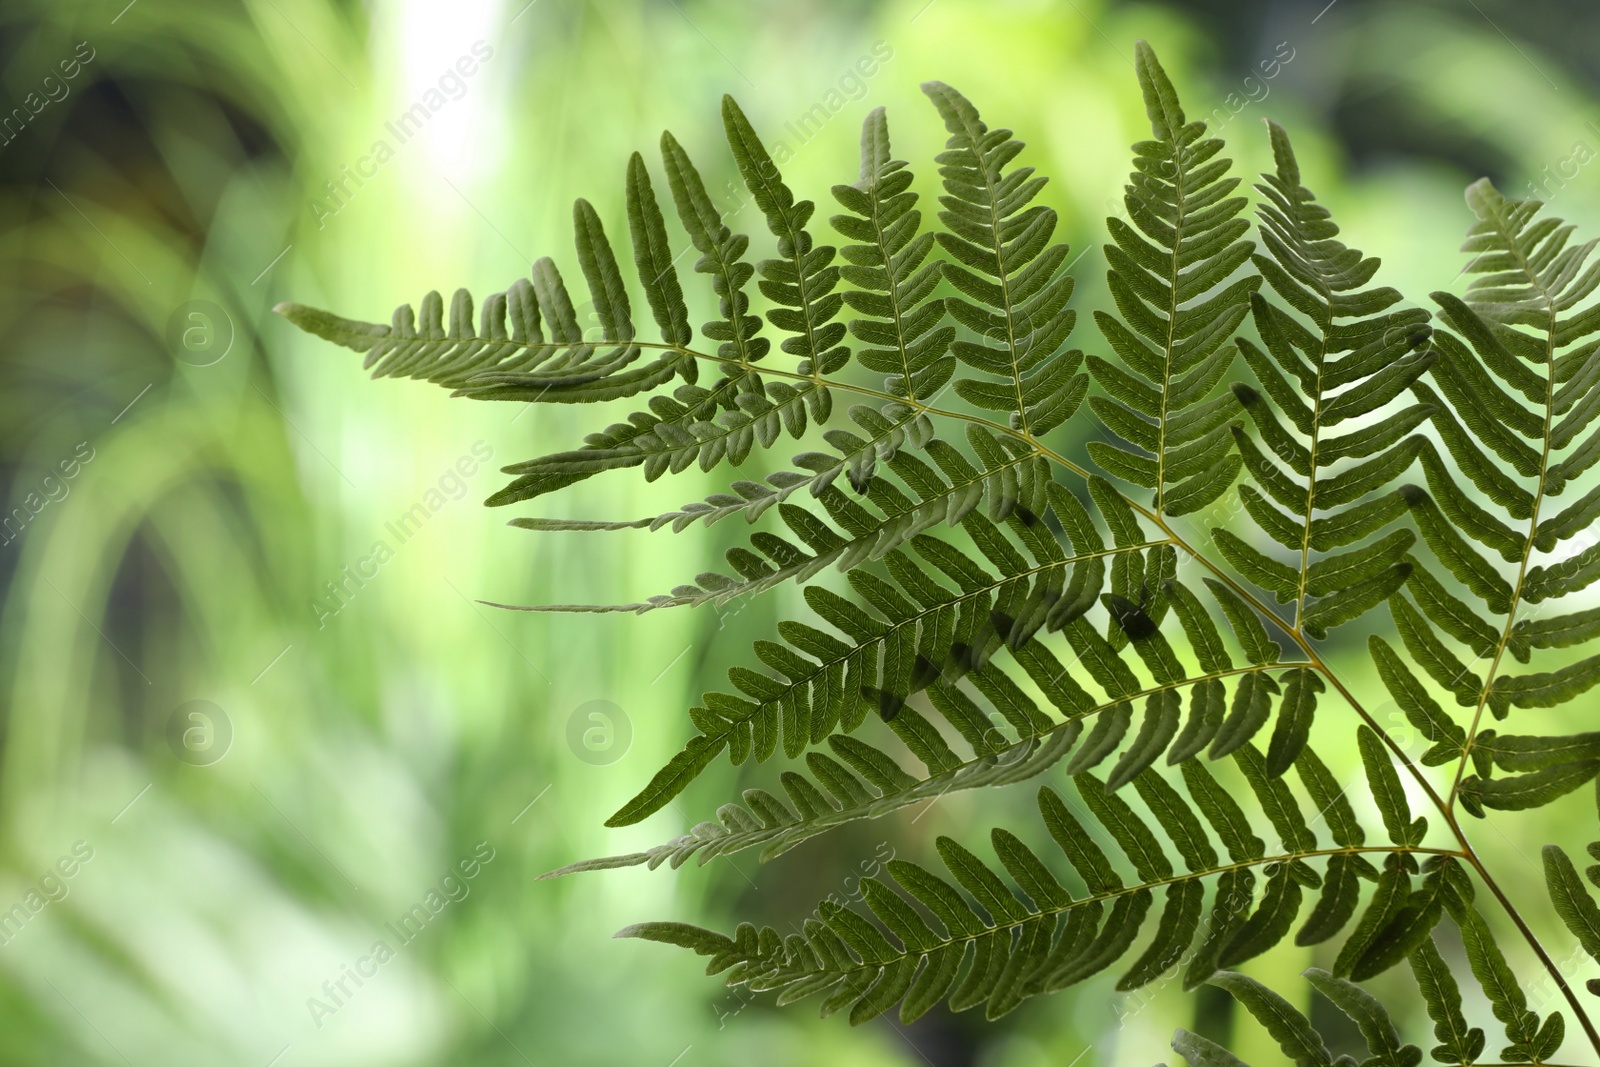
[1,0,1597,1063]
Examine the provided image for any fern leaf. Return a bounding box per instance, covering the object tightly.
[1446,895,1552,1061]
[503,430,1050,612]
[1408,936,1487,1064]
[1359,726,1427,847]
[514,402,933,533]
[497,128,836,505]
[1204,971,1332,1067]
[1544,843,1600,967]
[618,751,1438,1025]
[722,96,848,382]
[831,107,955,403]
[1391,181,1600,832]
[1303,968,1421,1067]
[625,151,693,346]
[921,81,1087,436]
[1087,41,1256,517]
[1229,121,1434,640]
[1457,759,1600,816]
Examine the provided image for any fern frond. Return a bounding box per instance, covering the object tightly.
[275,43,1600,1061]
[1385,180,1600,814]
[508,107,962,597]
[549,664,1298,876]
[922,81,1088,436]
[832,107,956,404]
[1227,121,1434,644]
[513,403,934,534]
[1086,40,1257,517]
[275,251,677,402]
[272,154,770,507]
[619,745,1452,1025]
[535,107,955,538]
[501,428,1051,613]
[723,96,847,381]
[493,129,822,504]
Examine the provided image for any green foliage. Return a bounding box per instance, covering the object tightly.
[1228,120,1433,639]
[280,38,1600,1063]
[611,754,1446,1026]
[1543,782,1600,999]
[1171,952,1565,1067]
[1086,41,1253,518]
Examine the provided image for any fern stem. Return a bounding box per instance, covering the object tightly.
[1154,145,1189,518]
[1293,332,1332,632]
[971,137,1029,437]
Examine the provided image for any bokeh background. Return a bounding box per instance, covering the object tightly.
[1,0,1598,1064]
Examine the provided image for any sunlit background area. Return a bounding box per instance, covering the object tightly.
[1,0,1598,1064]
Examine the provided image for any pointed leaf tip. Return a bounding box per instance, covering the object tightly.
[271,300,391,352]
[1264,119,1299,186]
[856,106,891,185]
[1133,40,1185,141]
[1464,176,1507,219]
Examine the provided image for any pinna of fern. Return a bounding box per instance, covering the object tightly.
[275,36,1600,1064]
[1086,43,1256,520]
[1364,176,1600,818]
[1222,118,1436,641]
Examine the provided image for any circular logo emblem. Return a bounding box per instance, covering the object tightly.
[166,300,235,367]
[566,699,631,766]
[166,700,233,766]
